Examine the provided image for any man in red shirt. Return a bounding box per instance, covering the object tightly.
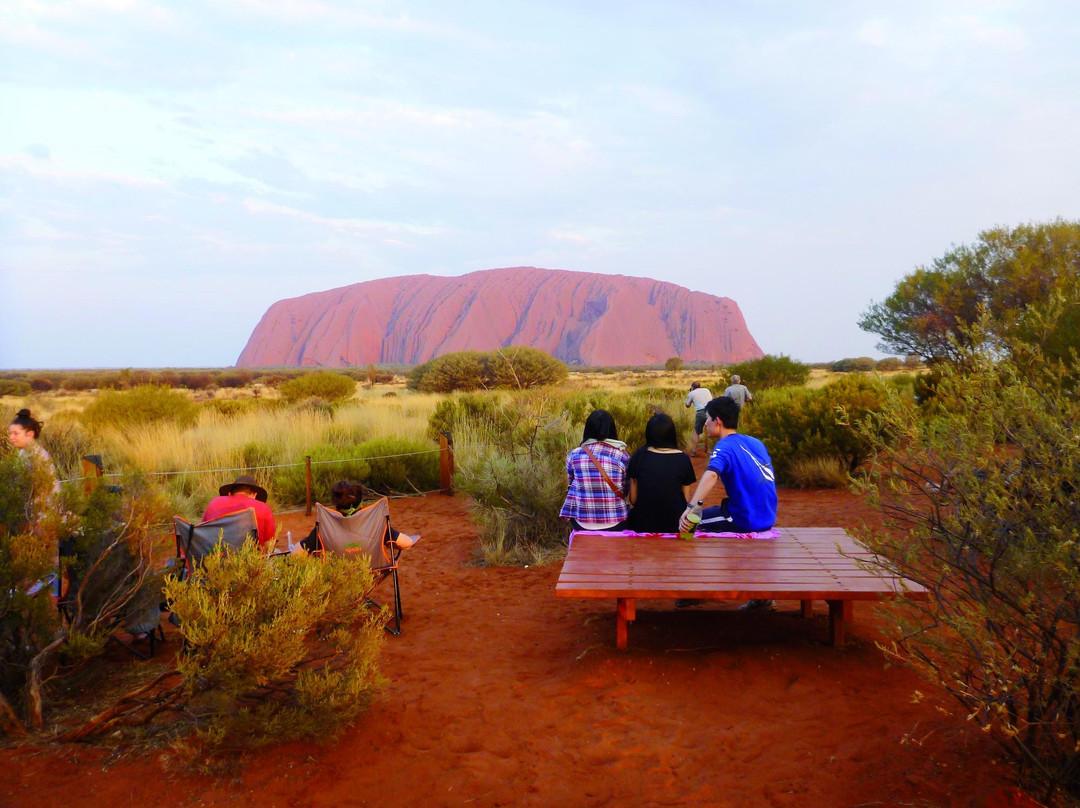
[202,474,276,548]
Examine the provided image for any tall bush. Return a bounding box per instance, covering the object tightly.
[279,372,357,404]
[408,348,567,393]
[728,354,810,390]
[745,375,896,482]
[853,328,1080,803]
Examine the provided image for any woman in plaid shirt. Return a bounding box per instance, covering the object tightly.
[559,409,630,531]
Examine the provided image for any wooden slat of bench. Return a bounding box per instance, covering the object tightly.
[556,529,927,649]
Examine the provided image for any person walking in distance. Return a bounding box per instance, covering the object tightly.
[684,381,713,457]
[723,374,753,408]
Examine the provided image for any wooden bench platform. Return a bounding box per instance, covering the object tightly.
[555,528,928,650]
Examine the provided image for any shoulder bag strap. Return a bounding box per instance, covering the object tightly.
[580,444,625,499]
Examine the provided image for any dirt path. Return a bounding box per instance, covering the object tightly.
[1,467,1030,807]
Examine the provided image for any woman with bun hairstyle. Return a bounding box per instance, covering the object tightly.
[8,408,61,526]
[558,409,630,531]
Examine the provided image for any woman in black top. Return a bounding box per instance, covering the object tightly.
[626,413,697,533]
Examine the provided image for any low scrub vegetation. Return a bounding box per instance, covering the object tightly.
[81,384,199,431]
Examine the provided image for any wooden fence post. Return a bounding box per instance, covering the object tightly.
[81,455,104,496]
[305,455,313,516]
[439,433,454,495]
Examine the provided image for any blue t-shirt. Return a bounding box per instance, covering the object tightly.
[707,433,777,532]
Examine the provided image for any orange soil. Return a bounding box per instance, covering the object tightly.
[1,458,1038,808]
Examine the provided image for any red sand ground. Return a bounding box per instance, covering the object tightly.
[1,456,1040,807]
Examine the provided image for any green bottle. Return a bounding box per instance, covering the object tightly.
[680,500,704,541]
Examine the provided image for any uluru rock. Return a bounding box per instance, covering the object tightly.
[237,267,764,367]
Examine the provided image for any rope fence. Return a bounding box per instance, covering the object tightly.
[63,435,456,517]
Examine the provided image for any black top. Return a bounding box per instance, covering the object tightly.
[626,448,697,533]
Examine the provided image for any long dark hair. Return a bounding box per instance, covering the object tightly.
[644,413,678,449]
[582,409,618,443]
[10,409,42,438]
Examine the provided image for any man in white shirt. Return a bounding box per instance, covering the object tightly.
[684,381,713,457]
[723,374,753,408]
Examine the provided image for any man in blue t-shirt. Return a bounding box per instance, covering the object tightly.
[678,395,778,610]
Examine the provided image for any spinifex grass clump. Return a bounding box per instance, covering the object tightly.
[853,325,1080,803]
[446,388,685,564]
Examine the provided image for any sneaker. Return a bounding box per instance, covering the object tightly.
[738,599,774,611]
[675,598,705,608]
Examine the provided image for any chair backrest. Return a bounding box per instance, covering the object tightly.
[315,499,395,571]
[173,508,259,574]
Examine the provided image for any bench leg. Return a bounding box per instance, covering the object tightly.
[616,598,636,650]
[800,599,814,618]
[827,600,846,647]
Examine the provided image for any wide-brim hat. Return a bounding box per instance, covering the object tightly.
[219,474,268,502]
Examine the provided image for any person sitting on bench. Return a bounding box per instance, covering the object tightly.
[678,396,777,610]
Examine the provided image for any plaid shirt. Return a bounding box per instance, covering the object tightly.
[559,441,630,525]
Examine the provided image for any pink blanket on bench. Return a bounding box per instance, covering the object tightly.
[568,528,780,547]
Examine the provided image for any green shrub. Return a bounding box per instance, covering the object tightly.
[0,380,31,397]
[280,372,357,404]
[487,347,568,389]
[409,348,567,393]
[152,543,385,749]
[852,332,1080,803]
[408,351,489,393]
[81,385,198,431]
[273,437,439,505]
[829,356,876,373]
[728,354,810,390]
[0,465,168,729]
[744,375,896,483]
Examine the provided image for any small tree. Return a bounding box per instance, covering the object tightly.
[853,324,1080,803]
[488,347,568,390]
[664,356,684,372]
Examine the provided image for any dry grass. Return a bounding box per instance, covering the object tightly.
[787,455,851,488]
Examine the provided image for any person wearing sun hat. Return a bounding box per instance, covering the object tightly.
[201,473,277,548]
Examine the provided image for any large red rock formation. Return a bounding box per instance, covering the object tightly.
[237,267,764,367]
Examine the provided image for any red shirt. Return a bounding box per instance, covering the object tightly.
[202,495,276,547]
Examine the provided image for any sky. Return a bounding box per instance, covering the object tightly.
[2,0,1079,369]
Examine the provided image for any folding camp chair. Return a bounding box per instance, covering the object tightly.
[313,498,405,635]
[172,507,259,580]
